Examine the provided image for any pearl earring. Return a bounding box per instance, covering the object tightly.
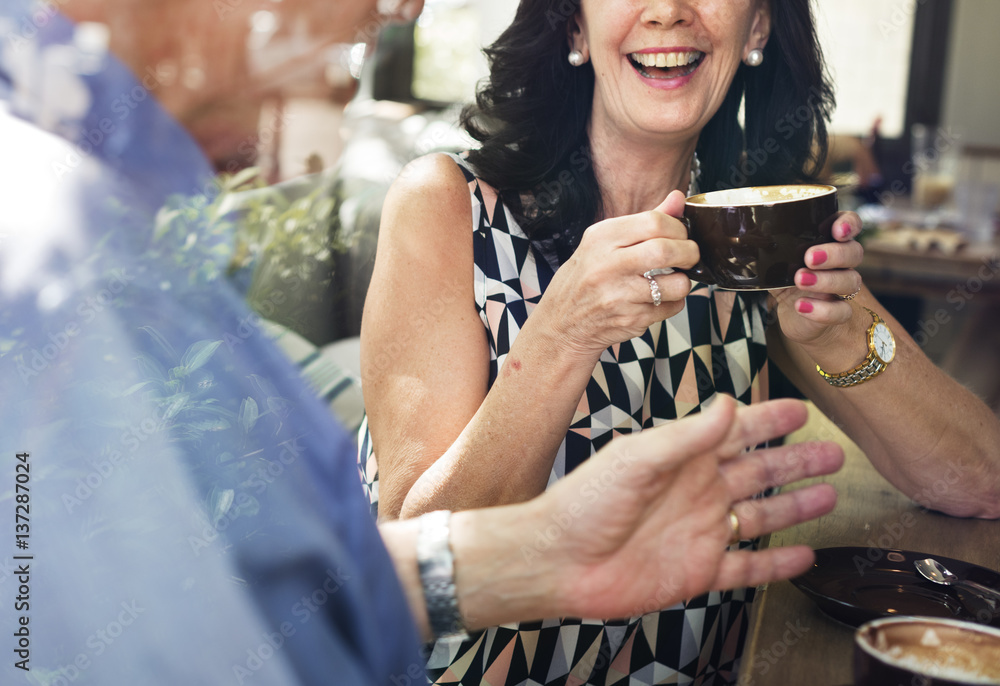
[568,50,585,67]
[745,49,763,67]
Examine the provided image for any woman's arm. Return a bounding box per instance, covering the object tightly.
[768,216,1000,518]
[362,153,598,520]
[362,157,696,520]
[380,397,843,641]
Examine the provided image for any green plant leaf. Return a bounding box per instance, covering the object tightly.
[134,353,167,382]
[192,404,237,422]
[239,397,259,434]
[209,487,236,526]
[161,392,191,420]
[121,381,151,397]
[181,340,223,373]
[225,168,262,192]
[138,326,178,362]
[187,419,231,433]
[266,397,289,417]
[154,208,181,240]
[311,197,335,222]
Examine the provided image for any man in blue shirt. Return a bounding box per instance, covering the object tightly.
[0,1,841,684]
[1,1,433,682]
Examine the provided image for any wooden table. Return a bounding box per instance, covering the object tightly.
[858,237,1000,301]
[738,404,1000,686]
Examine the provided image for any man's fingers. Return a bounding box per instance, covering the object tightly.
[613,395,736,476]
[720,441,844,501]
[716,398,810,458]
[712,546,817,591]
[731,483,838,541]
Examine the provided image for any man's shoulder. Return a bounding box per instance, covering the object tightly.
[0,109,107,296]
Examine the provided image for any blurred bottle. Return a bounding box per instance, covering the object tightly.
[954,182,999,243]
[855,117,885,206]
[910,123,957,211]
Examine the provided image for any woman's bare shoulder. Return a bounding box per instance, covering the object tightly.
[383,152,474,222]
[377,153,475,268]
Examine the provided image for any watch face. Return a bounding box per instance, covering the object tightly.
[872,322,895,363]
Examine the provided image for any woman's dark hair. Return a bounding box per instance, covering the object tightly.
[461,0,835,263]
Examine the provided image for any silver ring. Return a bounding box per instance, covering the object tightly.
[643,270,663,306]
[840,285,862,301]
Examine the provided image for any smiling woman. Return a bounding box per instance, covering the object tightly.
[359,0,838,683]
[358,0,1000,684]
[434,0,833,264]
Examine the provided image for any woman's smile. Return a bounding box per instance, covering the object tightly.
[575,0,767,138]
[627,48,705,89]
[627,49,704,78]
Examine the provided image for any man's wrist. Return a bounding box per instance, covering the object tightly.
[378,518,432,640]
[449,504,560,631]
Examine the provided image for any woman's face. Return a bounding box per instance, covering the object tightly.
[573,0,769,145]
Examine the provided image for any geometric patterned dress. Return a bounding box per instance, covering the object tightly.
[357,154,771,685]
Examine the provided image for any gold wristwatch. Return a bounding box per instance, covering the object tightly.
[816,307,896,387]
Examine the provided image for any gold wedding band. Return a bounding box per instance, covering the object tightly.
[840,285,862,301]
[727,508,742,545]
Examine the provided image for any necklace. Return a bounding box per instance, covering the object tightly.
[689,151,702,197]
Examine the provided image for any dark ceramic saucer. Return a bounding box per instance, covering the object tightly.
[790,547,1000,628]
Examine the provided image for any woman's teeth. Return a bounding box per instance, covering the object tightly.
[630,51,702,68]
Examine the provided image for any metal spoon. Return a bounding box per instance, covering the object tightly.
[914,558,1000,608]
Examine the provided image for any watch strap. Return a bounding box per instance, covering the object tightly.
[817,354,887,387]
[417,510,469,640]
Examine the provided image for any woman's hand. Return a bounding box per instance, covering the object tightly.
[534,190,697,361]
[769,211,865,348]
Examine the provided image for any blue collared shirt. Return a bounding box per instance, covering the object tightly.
[0,3,422,683]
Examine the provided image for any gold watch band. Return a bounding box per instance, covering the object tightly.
[817,353,887,387]
[816,308,889,388]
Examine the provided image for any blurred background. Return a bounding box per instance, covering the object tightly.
[234,0,999,414]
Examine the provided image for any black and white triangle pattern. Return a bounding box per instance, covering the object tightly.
[358,155,770,685]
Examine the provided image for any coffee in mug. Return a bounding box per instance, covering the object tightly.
[681,184,838,290]
[854,616,1000,686]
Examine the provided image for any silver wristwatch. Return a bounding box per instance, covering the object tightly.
[417,510,469,639]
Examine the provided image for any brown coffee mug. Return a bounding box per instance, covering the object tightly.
[854,616,1000,686]
[680,184,839,290]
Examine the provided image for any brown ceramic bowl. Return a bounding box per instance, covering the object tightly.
[854,616,1000,685]
[682,184,838,290]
